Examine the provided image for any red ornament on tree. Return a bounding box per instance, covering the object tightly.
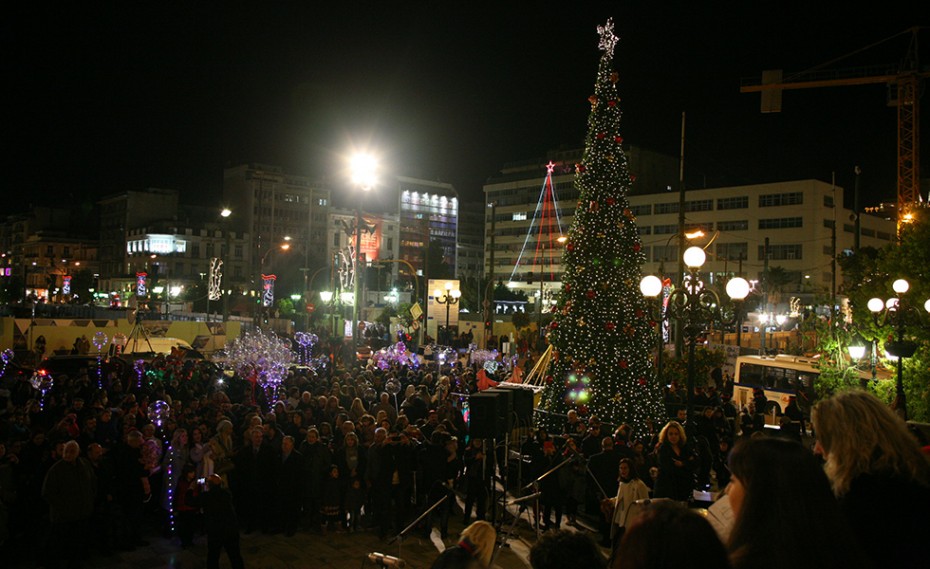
[564,284,572,292]
[575,163,586,173]
[545,375,554,385]
[605,322,616,332]
[615,135,624,144]
[633,243,641,252]
[566,243,575,252]
[630,174,637,182]
[596,132,606,140]
[589,200,599,212]
[549,321,559,330]
[606,196,616,206]
[585,289,596,300]
[607,100,616,107]
[638,378,647,386]
[619,359,628,369]
[578,405,589,415]
[635,309,645,318]
[588,94,598,105]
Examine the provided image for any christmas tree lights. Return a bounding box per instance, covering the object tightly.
[537,18,665,436]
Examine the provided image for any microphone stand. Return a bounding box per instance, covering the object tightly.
[387,492,450,560]
[490,498,533,568]
[523,454,574,540]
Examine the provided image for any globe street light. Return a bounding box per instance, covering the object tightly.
[641,246,749,434]
[867,277,930,420]
[433,281,461,344]
[350,152,377,349]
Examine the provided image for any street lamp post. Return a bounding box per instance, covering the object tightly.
[255,238,292,325]
[867,278,930,420]
[433,281,461,344]
[350,153,377,350]
[220,208,232,322]
[641,246,750,434]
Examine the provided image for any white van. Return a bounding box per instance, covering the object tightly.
[109,336,193,357]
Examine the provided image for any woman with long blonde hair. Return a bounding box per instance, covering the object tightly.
[652,421,695,501]
[811,390,930,569]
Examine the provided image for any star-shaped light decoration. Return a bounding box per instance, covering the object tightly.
[546,161,556,174]
[597,18,618,57]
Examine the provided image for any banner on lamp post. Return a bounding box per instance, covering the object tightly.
[262,274,277,308]
[62,275,72,296]
[136,273,148,297]
[208,258,223,301]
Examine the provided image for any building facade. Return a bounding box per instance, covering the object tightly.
[223,164,331,283]
[456,201,485,286]
[485,151,895,299]
[396,176,458,278]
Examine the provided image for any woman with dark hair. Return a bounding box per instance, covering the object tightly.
[726,437,868,569]
[606,458,649,551]
[613,501,729,569]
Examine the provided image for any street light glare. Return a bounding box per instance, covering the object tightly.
[684,230,705,240]
[683,246,706,269]
[726,277,750,300]
[639,275,662,298]
[350,153,378,190]
[867,297,885,313]
[892,278,910,294]
[220,208,232,218]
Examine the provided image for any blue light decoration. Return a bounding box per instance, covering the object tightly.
[30,369,53,409]
[166,443,176,534]
[134,359,145,389]
[261,274,276,308]
[136,272,148,297]
[147,400,171,429]
[92,331,108,389]
[0,349,14,377]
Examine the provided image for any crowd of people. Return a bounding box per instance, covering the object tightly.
[0,335,927,569]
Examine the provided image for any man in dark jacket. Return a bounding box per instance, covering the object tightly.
[587,436,622,544]
[275,435,303,536]
[194,474,245,569]
[234,426,277,533]
[42,440,96,568]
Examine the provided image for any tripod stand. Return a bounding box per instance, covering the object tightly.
[125,309,155,354]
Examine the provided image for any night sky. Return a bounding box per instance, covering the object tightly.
[4,2,926,212]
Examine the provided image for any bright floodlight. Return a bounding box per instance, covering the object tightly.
[683,246,706,269]
[556,235,568,243]
[350,153,378,190]
[892,278,910,294]
[319,291,333,303]
[726,277,750,300]
[639,275,663,298]
[220,208,232,218]
[775,314,787,326]
[758,313,769,324]
[867,298,884,313]
[925,299,930,313]
[340,291,355,304]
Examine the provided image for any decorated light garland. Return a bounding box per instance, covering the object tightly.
[0,349,14,377]
[92,331,108,389]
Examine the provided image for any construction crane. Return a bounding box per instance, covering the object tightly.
[740,26,929,234]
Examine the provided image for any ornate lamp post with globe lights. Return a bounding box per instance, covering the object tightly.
[867,278,930,420]
[641,246,750,433]
[433,281,461,344]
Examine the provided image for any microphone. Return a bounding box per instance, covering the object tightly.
[506,491,542,505]
[368,552,407,568]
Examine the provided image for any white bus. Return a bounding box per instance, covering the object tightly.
[733,355,820,421]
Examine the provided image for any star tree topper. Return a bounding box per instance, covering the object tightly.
[597,18,618,58]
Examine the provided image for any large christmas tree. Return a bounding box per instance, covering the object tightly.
[538,19,665,436]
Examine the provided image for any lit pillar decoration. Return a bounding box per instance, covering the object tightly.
[262,274,277,308]
[62,275,72,296]
[92,331,108,389]
[136,272,148,297]
[208,258,223,301]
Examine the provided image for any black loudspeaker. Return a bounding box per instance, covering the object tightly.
[469,392,506,438]
[486,388,514,431]
[497,385,534,425]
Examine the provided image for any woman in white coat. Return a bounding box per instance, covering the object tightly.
[609,458,650,553]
